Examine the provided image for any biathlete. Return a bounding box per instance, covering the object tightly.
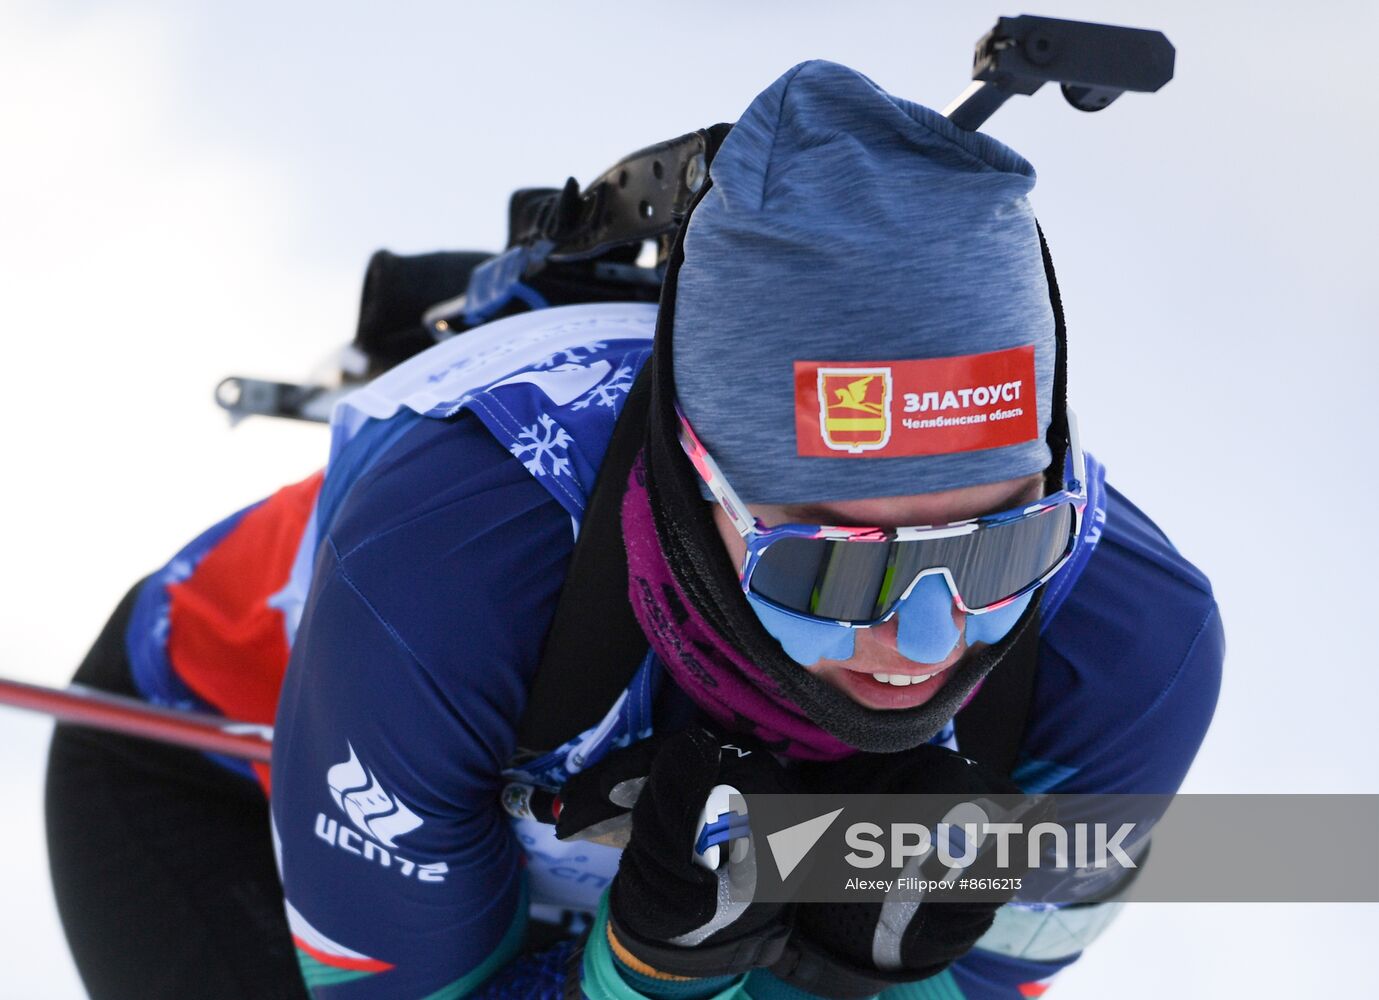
[45,61,1222,999]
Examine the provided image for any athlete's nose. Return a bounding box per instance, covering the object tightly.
[861,613,902,651]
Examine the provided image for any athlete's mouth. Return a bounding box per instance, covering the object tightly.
[866,670,944,688]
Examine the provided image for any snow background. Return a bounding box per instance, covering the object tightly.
[1,0,1376,995]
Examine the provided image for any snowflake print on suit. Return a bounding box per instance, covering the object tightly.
[572,366,635,410]
[509,414,574,478]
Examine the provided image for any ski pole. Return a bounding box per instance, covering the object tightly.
[0,675,542,816]
[0,674,745,866]
[0,675,273,763]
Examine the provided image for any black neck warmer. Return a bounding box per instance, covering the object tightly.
[639,193,1058,753]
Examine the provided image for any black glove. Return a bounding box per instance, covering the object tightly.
[556,727,795,978]
[772,746,1053,998]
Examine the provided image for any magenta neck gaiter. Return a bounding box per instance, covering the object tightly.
[622,453,855,761]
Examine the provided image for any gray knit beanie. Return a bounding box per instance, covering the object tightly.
[673,60,1056,504]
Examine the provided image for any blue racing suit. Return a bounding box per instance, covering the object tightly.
[127,303,1223,998]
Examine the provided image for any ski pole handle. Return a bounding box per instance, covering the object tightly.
[499,781,564,825]
[692,783,749,870]
[500,778,751,871]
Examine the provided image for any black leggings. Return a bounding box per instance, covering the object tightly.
[44,582,307,1000]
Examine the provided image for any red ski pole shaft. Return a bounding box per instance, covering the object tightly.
[1,677,581,828]
[0,675,273,763]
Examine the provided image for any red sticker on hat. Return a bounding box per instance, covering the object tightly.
[794,347,1038,458]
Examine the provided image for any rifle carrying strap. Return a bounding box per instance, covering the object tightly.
[952,598,1042,778]
[516,367,654,755]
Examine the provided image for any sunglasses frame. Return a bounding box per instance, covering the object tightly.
[675,402,1087,627]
